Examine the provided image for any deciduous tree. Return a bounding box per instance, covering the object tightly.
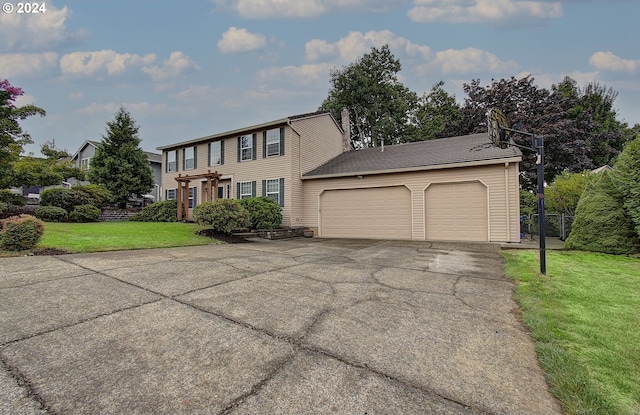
[0,79,46,188]
[320,45,418,148]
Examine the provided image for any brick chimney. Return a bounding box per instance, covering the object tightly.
[341,108,351,152]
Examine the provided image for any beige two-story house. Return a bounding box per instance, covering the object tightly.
[157,111,349,228]
[158,111,523,243]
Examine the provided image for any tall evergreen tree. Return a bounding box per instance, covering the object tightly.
[88,107,154,208]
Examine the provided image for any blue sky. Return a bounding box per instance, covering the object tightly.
[2,0,639,157]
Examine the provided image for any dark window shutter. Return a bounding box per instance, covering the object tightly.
[237,137,241,162]
[165,152,169,172]
[251,181,256,198]
[262,180,266,197]
[252,134,257,160]
[207,143,211,167]
[175,150,179,171]
[280,127,285,156]
[236,182,240,199]
[182,149,185,170]
[220,141,225,165]
[193,146,197,169]
[279,177,285,207]
[262,131,267,158]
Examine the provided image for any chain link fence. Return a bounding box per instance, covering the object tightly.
[521,214,574,241]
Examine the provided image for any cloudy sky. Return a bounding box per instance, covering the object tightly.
[2,0,639,157]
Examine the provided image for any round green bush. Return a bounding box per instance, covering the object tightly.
[34,206,68,222]
[565,173,640,255]
[0,190,26,206]
[140,200,177,222]
[69,204,102,223]
[239,196,282,229]
[129,213,144,222]
[73,184,113,208]
[0,214,45,251]
[193,199,250,234]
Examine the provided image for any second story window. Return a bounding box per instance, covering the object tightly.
[209,141,224,166]
[166,150,177,172]
[80,157,91,170]
[265,128,280,157]
[184,146,196,170]
[240,134,253,161]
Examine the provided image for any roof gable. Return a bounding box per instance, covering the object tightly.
[302,133,522,178]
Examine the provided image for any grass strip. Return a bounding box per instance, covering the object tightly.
[502,250,640,415]
[38,221,218,253]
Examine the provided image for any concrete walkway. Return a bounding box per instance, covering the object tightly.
[0,238,561,415]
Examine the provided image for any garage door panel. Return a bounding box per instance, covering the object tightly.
[425,182,487,242]
[321,186,411,240]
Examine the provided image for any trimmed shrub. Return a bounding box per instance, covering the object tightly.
[139,200,177,222]
[73,184,113,208]
[0,190,26,206]
[129,213,144,222]
[193,199,250,234]
[40,188,76,212]
[565,173,640,255]
[34,206,68,222]
[0,214,45,251]
[69,204,102,223]
[240,196,282,229]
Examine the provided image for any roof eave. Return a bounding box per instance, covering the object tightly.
[301,156,522,180]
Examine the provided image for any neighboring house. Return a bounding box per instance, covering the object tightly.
[591,165,613,174]
[158,111,522,243]
[70,140,162,201]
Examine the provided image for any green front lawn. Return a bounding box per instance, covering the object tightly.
[503,250,640,415]
[38,221,218,253]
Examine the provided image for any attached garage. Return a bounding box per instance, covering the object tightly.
[320,186,411,239]
[425,181,488,242]
[301,133,522,243]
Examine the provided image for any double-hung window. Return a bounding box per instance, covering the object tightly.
[262,178,284,207]
[240,135,253,161]
[165,189,177,200]
[263,127,284,157]
[188,187,197,208]
[238,181,255,199]
[209,141,223,166]
[80,157,91,170]
[184,146,196,170]
[166,150,177,172]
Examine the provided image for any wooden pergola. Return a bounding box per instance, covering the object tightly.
[175,170,222,221]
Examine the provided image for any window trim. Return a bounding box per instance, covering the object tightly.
[263,127,285,158]
[183,146,196,170]
[188,187,197,208]
[166,150,178,173]
[80,157,91,170]
[262,177,285,207]
[208,140,224,166]
[238,181,256,199]
[165,188,177,200]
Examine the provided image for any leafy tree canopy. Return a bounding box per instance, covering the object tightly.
[0,79,46,188]
[11,141,84,187]
[87,107,154,208]
[544,170,592,215]
[320,45,418,148]
[414,81,462,140]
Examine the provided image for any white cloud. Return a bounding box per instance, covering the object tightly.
[408,0,563,24]
[425,48,517,74]
[257,63,333,86]
[218,27,267,53]
[211,0,405,19]
[0,52,58,77]
[589,51,639,73]
[60,50,156,77]
[14,94,36,107]
[0,3,85,51]
[141,51,200,82]
[305,30,431,64]
[76,102,168,116]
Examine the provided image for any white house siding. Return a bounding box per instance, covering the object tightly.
[301,162,520,243]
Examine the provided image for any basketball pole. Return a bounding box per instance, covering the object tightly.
[535,134,546,275]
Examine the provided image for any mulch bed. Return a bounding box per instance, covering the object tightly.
[33,248,72,256]
[196,229,253,244]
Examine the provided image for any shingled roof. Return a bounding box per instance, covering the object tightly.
[302,133,521,179]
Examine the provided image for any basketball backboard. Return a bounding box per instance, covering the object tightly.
[487,108,508,148]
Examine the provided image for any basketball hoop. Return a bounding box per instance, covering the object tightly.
[487,108,509,149]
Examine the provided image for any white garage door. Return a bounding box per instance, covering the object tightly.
[425,181,488,241]
[320,186,411,239]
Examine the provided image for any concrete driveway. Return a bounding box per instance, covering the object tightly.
[0,238,560,415]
